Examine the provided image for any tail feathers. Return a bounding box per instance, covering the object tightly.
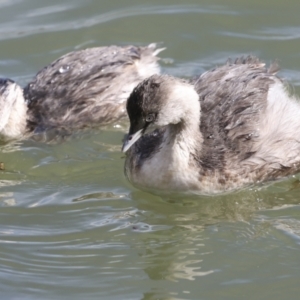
[147,43,166,57]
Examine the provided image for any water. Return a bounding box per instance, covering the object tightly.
[1,0,300,299]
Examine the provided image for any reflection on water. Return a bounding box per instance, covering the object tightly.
[0,192,16,206]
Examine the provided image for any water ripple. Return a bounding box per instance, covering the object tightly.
[0,4,237,40]
[221,26,300,41]
[25,4,75,18]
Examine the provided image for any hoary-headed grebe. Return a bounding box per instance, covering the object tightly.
[122,56,300,194]
[0,44,163,140]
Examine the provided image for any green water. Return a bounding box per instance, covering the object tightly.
[1,0,300,299]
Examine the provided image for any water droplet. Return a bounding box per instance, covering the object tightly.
[59,65,70,74]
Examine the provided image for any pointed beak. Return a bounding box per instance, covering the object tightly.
[122,129,143,152]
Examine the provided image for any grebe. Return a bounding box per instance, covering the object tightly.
[0,44,163,140]
[122,56,300,194]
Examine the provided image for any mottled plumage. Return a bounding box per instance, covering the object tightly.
[0,44,162,140]
[122,56,300,194]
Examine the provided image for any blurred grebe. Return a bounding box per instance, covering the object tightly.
[122,56,300,194]
[0,44,163,140]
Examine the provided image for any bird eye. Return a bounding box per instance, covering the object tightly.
[145,113,155,123]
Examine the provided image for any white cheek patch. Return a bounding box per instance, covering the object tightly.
[0,83,27,139]
[0,87,15,131]
[157,84,200,127]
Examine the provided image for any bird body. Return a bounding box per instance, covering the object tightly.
[0,44,162,140]
[123,57,300,194]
